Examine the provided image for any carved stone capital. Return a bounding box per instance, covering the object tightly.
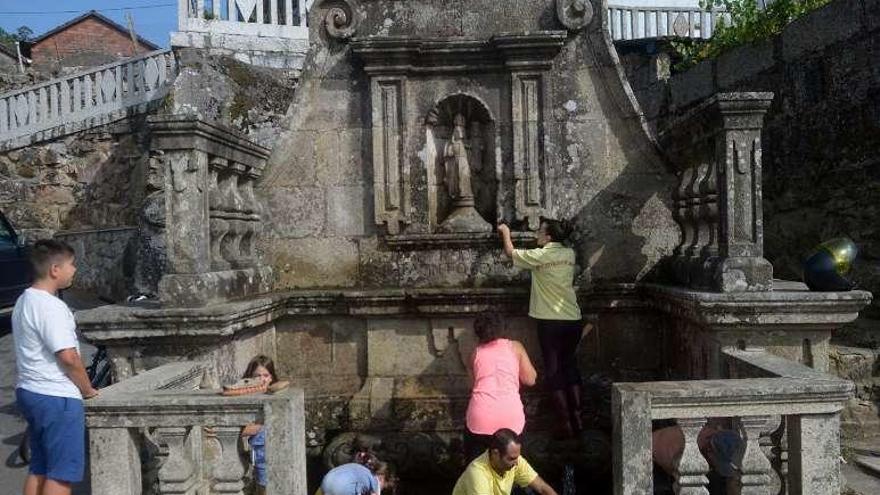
[556,0,594,31]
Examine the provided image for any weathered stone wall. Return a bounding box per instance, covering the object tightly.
[165,48,298,149]
[54,227,137,302]
[0,122,149,240]
[259,0,678,292]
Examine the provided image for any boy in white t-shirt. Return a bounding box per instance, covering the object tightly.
[13,239,99,495]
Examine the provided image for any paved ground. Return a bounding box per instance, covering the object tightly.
[0,291,102,494]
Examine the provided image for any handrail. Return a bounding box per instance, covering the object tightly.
[0,49,176,149]
[606,4,731,40]
[178,0,310,38]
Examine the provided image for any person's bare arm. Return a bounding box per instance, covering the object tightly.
[513,341,537,386]
[528,475,559,495]
[465,349,476,385]
[56,348,98,399]
[497,223,514,258]
[241,424,262,437]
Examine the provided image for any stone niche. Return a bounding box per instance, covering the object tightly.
[352,32,566,247]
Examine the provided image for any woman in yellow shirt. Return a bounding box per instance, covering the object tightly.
[497,217,587,438]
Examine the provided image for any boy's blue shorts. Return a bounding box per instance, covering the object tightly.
[16,388,85,483]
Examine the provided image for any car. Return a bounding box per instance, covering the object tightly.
[0,210,30,333]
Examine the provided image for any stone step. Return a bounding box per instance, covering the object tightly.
[843,462,880,495]
[854,455,880,477]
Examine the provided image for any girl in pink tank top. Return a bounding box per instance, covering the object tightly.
[464,313,537,460]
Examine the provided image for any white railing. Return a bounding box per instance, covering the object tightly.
[0,49,176,149]
[607,5,731,40]
[178,0,310,39]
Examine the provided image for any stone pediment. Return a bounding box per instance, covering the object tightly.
[351,31,567,74]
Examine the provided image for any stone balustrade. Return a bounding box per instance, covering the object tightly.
[145,115,273,307]
[85,361,307,495]
[606,5,731,41]
[0,50,176,150]
[612,349,853,495]
[659,92,775,292]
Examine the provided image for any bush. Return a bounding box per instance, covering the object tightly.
[672,0,832,69]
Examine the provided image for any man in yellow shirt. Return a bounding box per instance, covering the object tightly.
[452,429,558,495]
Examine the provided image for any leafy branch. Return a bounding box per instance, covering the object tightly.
[672,0,832,69]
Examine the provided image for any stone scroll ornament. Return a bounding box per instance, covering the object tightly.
[323,0,360,40]
[556,0,594,30]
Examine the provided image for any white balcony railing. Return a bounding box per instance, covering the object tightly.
[0,49,176,150]
[607,5,731,40]
[178,0,310,40]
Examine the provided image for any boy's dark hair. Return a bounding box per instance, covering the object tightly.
[29,239,75,279]
[489,428,521,453]
[539,216,573,242]
[243,355,277,384]
[473,312,504,344]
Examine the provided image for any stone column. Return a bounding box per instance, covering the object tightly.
[89,428,142,495]
[787,413,841,495]
[266,388,308,495]
[612,387,653,495]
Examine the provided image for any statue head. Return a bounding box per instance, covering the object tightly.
[451,113,467,140]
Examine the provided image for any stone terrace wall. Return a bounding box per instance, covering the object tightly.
[630,0,880,332]
[0,122,150,240]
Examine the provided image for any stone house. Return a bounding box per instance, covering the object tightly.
[28,10,160,72]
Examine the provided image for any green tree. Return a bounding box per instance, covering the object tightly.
[673,0,831,69]
[0,25,33,50]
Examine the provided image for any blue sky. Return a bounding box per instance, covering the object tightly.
[0,1,177,48]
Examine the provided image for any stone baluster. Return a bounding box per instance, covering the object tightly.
[208,167,227,271]
[155,427,198,495]
[212,426,247,494]
[224,219,247,268]
[673,417,710,495]
[732,416,773,495]
[698,157,719,258]
[229,165,246,214]
[759,417,787,495]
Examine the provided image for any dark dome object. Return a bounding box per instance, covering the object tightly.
[802,237,858,291]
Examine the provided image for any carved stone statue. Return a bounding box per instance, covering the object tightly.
[444,114,477,203]
[438,113,490,233]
